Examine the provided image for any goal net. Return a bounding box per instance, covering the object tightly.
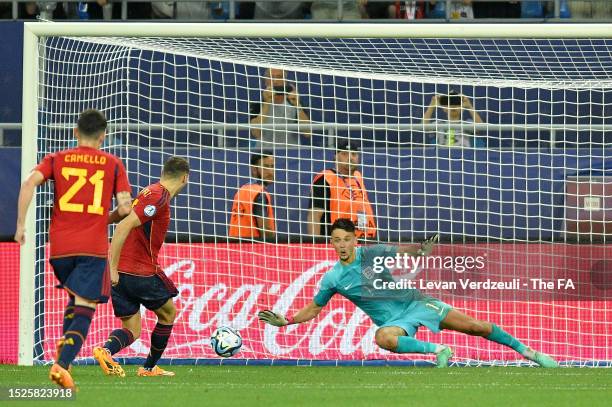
[22,23,611,367]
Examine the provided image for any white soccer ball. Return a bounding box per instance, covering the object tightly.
[210,326,242,358]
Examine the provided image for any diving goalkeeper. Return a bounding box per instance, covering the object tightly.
[258,218,557,367]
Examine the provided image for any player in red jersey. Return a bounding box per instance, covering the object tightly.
[14,109,133,389]
[93,157,189,377]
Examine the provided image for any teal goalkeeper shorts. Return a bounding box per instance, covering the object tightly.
[380,298,453,337]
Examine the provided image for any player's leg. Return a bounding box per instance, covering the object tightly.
[138,298,177,377]
[103,314,140,356]
[94,313,140,377]
[51,256,110,388]
[49,258,76,363]
[50,294,96,390]
[55,294,75,364]
[376,326,440,353]
[94,273,140,376]
[440,308,558,367]
[56,294,97,370]
[375,326,452,368]
[62,294,76,334]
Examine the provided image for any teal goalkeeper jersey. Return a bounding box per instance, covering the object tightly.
[313,244,427,327]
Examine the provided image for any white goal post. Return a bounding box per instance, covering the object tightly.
[20,22,612,366]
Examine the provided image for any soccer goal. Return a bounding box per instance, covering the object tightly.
[20,22,611,367]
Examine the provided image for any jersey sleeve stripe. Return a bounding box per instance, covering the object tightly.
[155,190,169,207]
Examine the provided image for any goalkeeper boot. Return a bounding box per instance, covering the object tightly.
[523,347,558,368]
[93,346,125,377]
[435,346,453,368]
[49,363,76,390]
[137,366,175,377]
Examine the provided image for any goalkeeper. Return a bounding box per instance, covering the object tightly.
[258,218,557,367]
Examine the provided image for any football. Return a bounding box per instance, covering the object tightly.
[210,326,242,358]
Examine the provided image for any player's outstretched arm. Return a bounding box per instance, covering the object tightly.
[258,301,323,327]
[14,170,45,245]
[397,233,439,257]
[108,191,133,224]
[109,211,141,285]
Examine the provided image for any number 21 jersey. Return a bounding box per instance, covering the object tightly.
[35,146,131,258]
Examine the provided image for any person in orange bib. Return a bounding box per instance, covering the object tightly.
[228,152,276,240]
[308,140,376,239]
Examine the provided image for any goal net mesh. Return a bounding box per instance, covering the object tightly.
[31,33,611,366]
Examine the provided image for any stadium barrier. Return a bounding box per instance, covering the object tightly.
[2,242,609,365]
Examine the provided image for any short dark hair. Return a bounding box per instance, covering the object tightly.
[77,109,107,138]
[250,151,274,166]
[330,218,356,234]
[162,156,190,179]
[336,139,360,153]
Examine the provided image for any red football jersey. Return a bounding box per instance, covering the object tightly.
[35,146,131,258]
[118,183,171,276]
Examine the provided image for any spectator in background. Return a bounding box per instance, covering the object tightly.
[569,1,612,19]
[250,68,310,150]
[474,1,520,18]
[27,2,68,19]
[61,1,110,19]
[152,2,210,19]
[422,90,484,147]
[428,0,474,19]
[364,0,425,18]
[253,1,305,19]
[228,152,276,240]
[389,1,426,19]
[520,1,571,18]
[20,2,40,18]
[308,140,376,239]
[310,1,367,20]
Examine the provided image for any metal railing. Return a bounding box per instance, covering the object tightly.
[1,122,609,148]
[3,0,609,21]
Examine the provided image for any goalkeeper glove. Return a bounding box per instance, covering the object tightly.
[417,233,439,257]
[258,310,290,327]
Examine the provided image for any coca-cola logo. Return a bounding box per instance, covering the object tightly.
[141,255,383,358]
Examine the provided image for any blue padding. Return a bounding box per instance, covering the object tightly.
[117,147,610,241]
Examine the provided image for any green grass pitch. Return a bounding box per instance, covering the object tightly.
[1,365,610,406]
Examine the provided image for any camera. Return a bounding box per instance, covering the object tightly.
[439,94,462,106]
[273,84,293,94]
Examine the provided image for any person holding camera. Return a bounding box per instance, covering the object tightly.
[422,90,483,147]
[250,68,311,150]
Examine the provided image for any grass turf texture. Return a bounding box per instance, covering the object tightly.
[0,365,610,406]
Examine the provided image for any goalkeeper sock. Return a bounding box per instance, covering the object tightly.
[104,328,135,355]
[58,305,95,369]
[62,296,75,335]
[395,336,440,354]
[143,323,173,369]
[486,324,528,355]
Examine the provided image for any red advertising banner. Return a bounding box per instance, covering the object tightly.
[0,243,20,364]
[1,243,610,364]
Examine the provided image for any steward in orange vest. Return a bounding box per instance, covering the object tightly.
[308,140,376,239]
[228,153,276,239]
